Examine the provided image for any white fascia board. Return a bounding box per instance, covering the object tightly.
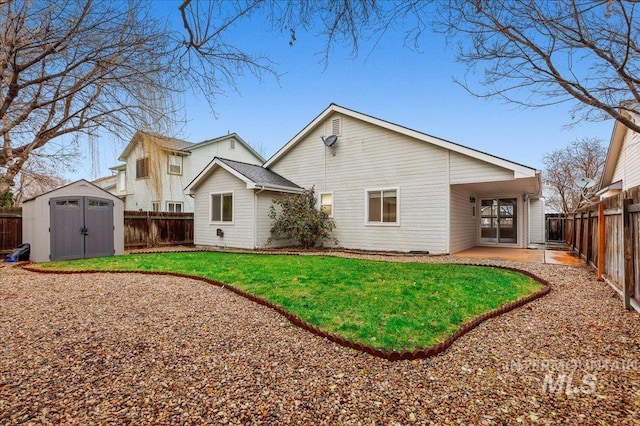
[264,106,337,168]
[265,104,538,176]
[248,183,305,193]
[184,158,253,193]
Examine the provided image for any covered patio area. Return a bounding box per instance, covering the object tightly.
[453,246,584,266]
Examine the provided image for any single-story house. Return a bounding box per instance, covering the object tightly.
[598,108,640,199]
[186,104,544,254]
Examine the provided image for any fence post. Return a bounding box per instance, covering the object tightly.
[586,209,593,263]
[597,204,605,281]
[146,210,151,248]
[623,198,633,310]
[570,213,576,252]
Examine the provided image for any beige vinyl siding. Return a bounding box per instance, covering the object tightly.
[270,113,449,253]
[528,198,545,244]
[612,129,640,190]
[449,185,477,253]
[122,136,262,212]
[185,138,262,185]
[193,167,255,249]
[255,192,294,248]
[124,143,155,211]
[449,151,514,184]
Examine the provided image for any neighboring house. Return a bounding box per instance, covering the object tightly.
[186,104,544,254]
[91,175,117,195]
[598,109,640,199]
[111,131,264,212]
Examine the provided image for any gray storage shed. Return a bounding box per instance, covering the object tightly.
[22,179,124,262]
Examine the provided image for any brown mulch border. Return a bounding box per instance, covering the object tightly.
[22,262,550,361]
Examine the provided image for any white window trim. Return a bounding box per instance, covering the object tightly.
[167,154,183,175]
[364,187,400,227]
[166,201,184,212]
[209,190,234,224]
[319,191,334,218]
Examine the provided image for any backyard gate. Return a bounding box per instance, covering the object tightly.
[22,180,124,262]
[50,196,114,261]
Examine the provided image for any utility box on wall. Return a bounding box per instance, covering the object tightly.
[22,179,124,262]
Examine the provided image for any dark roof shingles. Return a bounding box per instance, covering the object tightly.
[218,158,302,190]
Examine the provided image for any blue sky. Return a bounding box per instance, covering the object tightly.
[70,1,613,181]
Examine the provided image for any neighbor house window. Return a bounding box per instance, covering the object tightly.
[151,202,160,212]
[320,192,333,217]
[367,189,398,224]
[167,202,183,212]
[211,192,233,222]
[229,139,235,150]
[136,157,149,179]
[168,155,183,175]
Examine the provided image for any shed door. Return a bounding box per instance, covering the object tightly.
[85,198,114,258]
[50,197,85,261]
[50,196,114,261]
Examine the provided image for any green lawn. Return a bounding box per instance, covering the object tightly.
[38,252,543,351]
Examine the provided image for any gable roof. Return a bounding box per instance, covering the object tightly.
[117,131,193,161]
[186,133,265,163]
[185,157,303,194]
[117,131,265,163]
[22,179,123,203]
[264,103,538,179]
[599,108,635,189]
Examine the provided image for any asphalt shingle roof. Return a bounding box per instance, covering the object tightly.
[217,158,302,190]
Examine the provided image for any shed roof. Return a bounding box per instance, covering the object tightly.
[22,179,124,204]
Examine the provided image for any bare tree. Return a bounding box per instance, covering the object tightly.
[543,137,607,214]
[437,0,640,132]
[0,0,277,199]
[179,1,640,128]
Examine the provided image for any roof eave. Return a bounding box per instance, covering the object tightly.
[264,104,539,175]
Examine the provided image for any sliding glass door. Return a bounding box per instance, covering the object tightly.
[480,198,517,244]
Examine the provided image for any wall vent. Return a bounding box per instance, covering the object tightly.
[331,117,342,136]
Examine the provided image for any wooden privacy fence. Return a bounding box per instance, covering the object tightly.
[0,207,22,255]
[566,186,640,312]
[0,209,194,253]
[124,211,194,248]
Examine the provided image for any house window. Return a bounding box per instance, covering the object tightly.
[167,201,183,212]
[151,202,160,212]
[168,155,183,175]
[117,170,126,191]
[136,157,149,179]
[320,192,333,217]
[229,139,235,150]
[211,192,233,222]
[367,189,398,224]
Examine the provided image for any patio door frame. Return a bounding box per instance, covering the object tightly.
[478,196,520,246]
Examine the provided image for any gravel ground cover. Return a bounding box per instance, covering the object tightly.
[1,254,640,425]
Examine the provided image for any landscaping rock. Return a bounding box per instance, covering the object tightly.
[1,255,639,424]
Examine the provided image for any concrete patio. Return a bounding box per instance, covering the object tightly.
[454,246,584,266]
